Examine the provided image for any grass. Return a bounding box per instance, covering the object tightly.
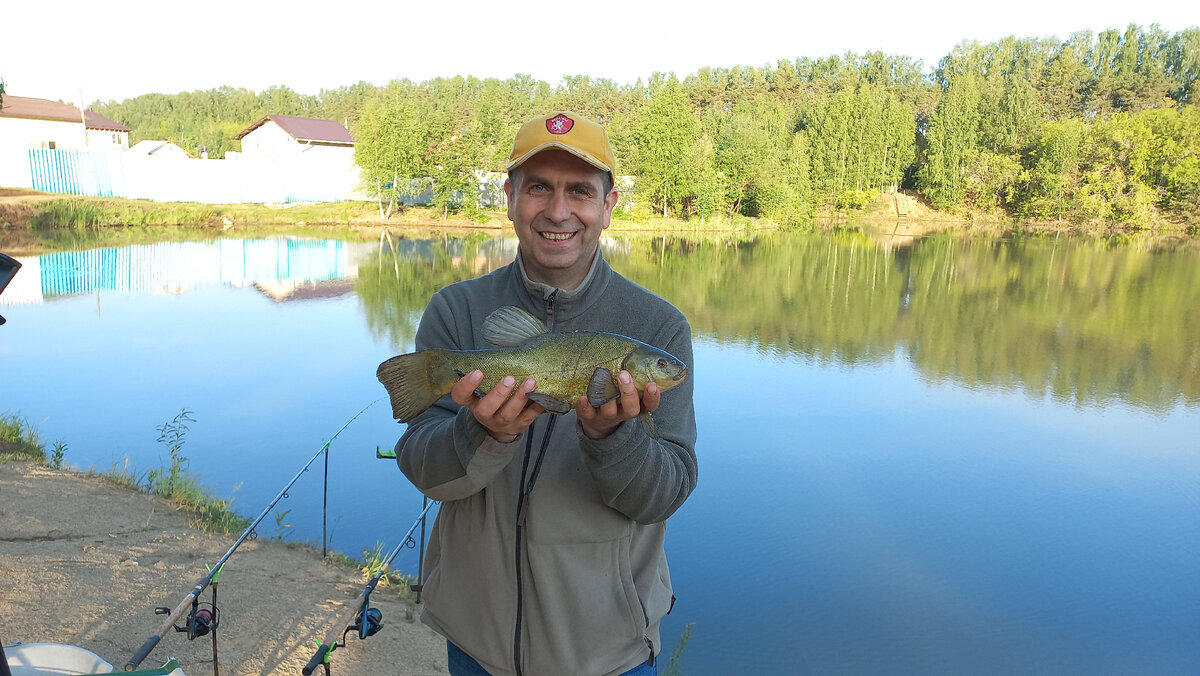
[0,413,46,463]
[1,410,249,534]
[30,198,223,229]
[18,194,501,234]
[360,540,421,609]
[663,622,695,676]
[139,409,250,534]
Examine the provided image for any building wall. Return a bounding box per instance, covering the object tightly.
[0,117,87,153]
[240,121,295,159]
[85,128,129,150]
[240,121,355,166]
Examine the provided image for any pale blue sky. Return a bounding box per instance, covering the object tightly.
[2,0,1196,105]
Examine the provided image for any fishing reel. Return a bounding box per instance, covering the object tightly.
[346,605,383,641]
[158,601,220,640]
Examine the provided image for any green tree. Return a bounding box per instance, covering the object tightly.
[353,84,431,216]
[1166,27,1200,103]
[1041,33,1092,118]
[631,77,700,217]
[917,70,982,209]
[1018,117,1087,221]
[962,149,1022,212]
[800,75,912,198]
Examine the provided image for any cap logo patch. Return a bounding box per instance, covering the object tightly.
[546,114,574,135]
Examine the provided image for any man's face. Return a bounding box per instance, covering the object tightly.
[505,149,618,290]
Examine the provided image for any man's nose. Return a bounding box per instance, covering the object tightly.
[545,190,571,222]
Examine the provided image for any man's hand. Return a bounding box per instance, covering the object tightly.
[577,370,660,440]
[452,370,543,443]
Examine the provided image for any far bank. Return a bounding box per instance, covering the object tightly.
[1,189,1194,256]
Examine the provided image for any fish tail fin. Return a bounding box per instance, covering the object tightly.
[376,350,458,422]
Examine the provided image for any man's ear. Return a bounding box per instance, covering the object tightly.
[602,186,618,230]
[604,185,618,212]
[504,178,515,221]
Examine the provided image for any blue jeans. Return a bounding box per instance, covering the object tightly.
[448,641,658,676]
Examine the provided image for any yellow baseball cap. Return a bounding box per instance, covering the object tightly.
[507,111,615,178]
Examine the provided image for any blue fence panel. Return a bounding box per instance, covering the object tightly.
[27,149,116,197]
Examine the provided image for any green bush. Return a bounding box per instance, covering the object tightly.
[834,189,876,211]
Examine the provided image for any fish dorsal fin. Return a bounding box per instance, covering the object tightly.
[482,305,548,346]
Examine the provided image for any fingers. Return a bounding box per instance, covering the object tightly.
[453,371,541,441]
[450,370,485,406]
[616,371,640,414]
[579,371,653,440]
[641,381,660,413]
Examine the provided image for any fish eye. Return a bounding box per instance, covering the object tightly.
[657,358,667,368]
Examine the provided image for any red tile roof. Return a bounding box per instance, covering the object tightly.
[0,95,131,132]
[233,114,353,144]
[84,110,131,132]
[0,95,82,123]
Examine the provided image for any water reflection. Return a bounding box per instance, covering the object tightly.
[6,231,1197,412]
[359,231,1200,412]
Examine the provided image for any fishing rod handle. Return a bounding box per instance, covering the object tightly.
[302,643,332,675]
[125,635,161,671]
[127,586,201,670]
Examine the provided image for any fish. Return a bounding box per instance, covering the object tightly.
[376,305,689,435]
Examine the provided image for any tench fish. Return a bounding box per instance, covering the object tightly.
[376,305,688,433]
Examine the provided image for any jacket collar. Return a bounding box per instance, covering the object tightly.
[514,246,610,327]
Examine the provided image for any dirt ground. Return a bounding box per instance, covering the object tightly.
[0,460,447,675]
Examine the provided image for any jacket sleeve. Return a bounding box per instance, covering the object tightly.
[395,293,519,502]
[577,317,698,524]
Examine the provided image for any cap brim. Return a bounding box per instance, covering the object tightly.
[506,142,612,175]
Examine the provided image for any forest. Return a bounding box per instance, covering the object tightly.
[84,23,1200,227]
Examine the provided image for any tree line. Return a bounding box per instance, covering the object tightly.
[91,23,1200,226]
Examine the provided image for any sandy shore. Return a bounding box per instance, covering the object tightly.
[0,460,446,675]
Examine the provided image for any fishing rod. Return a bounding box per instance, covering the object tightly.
[302,499,439,675]
[125,399,381,673]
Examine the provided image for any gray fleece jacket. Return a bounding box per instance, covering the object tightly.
[395,249,698,676]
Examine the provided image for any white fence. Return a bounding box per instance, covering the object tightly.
[1,148,370,204]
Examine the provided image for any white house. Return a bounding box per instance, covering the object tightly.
[0,95,87,153]
[231,114,365,201]
[129,140,190,158]
[0,94,133,187]
[232,114,354,163]
[0,95,130,152]
[84,110,131,150]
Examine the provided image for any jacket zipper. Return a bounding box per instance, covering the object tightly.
[512,291,561,675]
[513,425,534,676]
[544,289,558,331]
[513,415,556,676]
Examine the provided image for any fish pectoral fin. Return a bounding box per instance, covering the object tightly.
[586,367,619,406]
[482,306,548,347]
[527,392,572,414]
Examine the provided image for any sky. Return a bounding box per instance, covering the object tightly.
[2,0,1196,106]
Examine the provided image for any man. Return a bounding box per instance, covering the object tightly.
[395,111,697,676]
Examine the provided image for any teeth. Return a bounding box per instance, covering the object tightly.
[541,232,572,241]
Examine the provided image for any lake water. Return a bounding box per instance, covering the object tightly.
[2,230,1198,675]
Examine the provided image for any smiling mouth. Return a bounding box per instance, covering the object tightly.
[540,231,575,241]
